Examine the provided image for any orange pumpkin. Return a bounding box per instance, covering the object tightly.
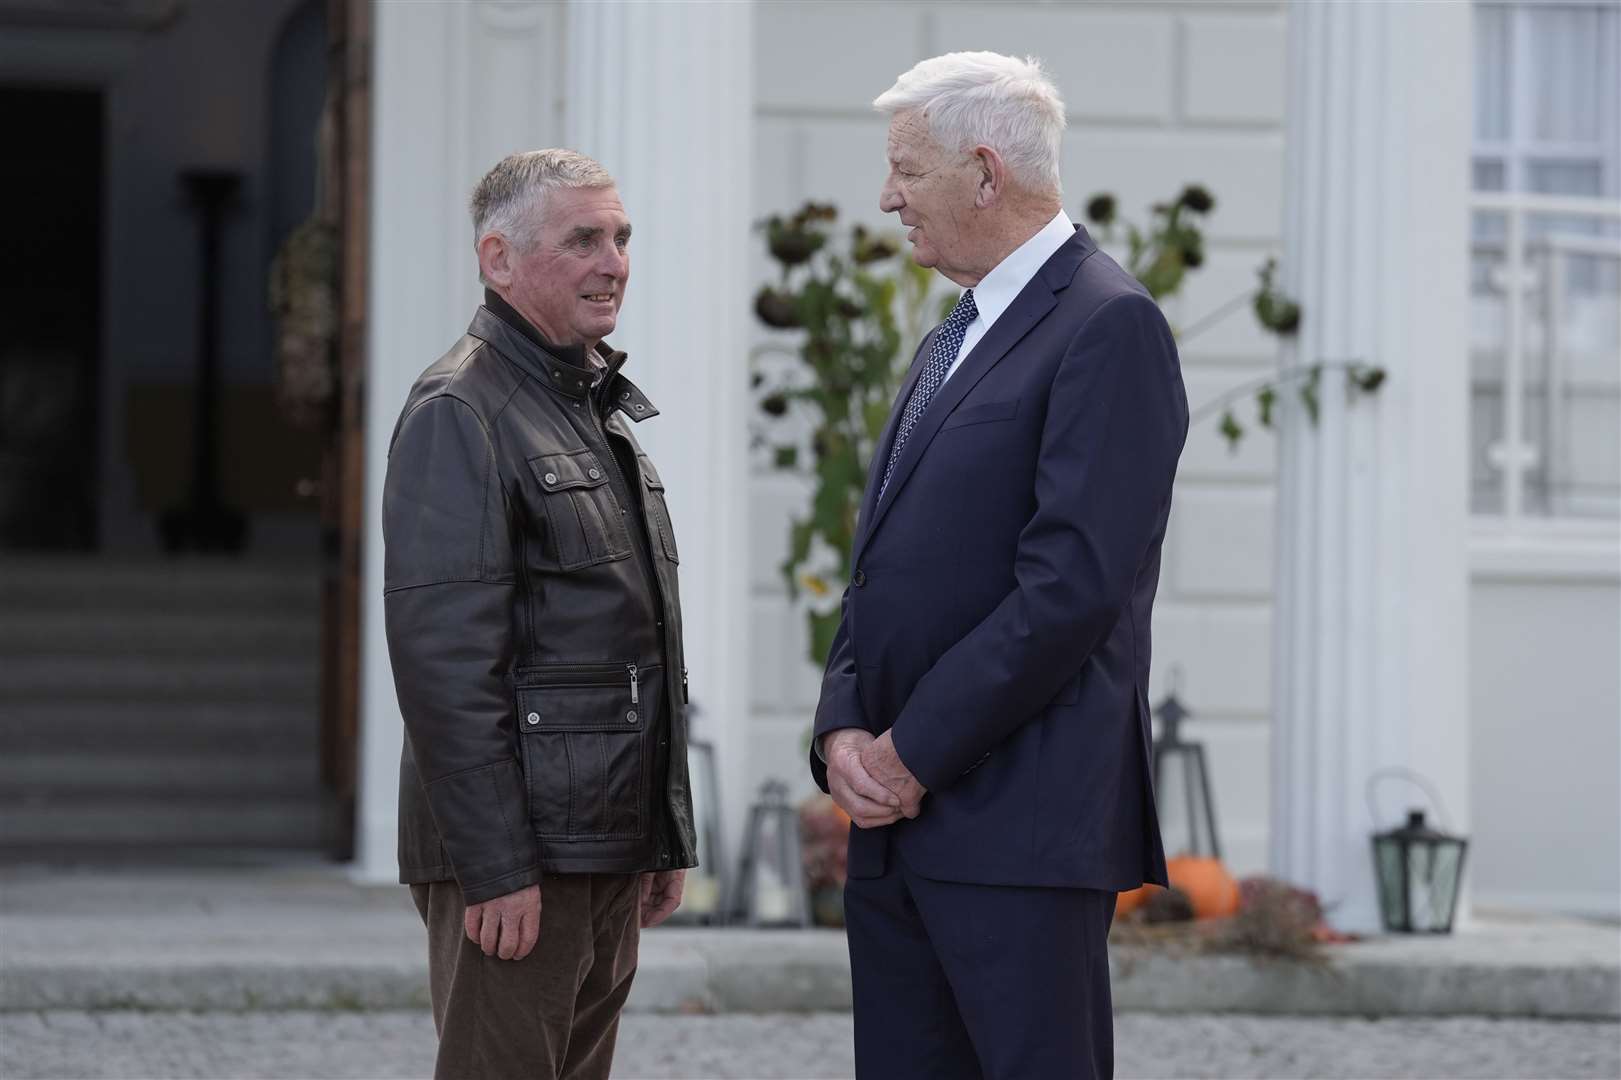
[1166,855,1240,919]
[1114,884,1160,917]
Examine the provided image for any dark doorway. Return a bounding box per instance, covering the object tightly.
[0,87,102,550]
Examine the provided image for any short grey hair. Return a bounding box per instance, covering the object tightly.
[469,148,615,262]
[873,52,1066,197]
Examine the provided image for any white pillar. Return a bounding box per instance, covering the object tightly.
[563,0,756,881]
[355,0,753,885]
[1269,0,1473,931]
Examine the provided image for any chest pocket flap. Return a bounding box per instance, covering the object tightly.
[527,448,632,570]
[637,455,680,564]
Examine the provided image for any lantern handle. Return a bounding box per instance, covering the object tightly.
[1365,766,1454,832]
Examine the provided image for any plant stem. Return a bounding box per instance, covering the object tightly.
[1188,359,1368,425]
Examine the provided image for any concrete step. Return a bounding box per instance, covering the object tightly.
[0,611,319,659]
[0,559,321,616]
[0,751,321,798]
[0,868,1615,1019]
[0,699,320,754]
[0,796,329,851]
[0,656,320,704]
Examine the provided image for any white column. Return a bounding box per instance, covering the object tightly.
[355,0,753,884]
[564,0,756,878]
[1269,1,1473,931]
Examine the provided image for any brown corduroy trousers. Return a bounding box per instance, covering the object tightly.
[410,874,642,1080]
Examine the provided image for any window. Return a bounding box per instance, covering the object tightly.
[1470,2,1620,526]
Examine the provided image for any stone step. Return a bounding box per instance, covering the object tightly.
[0,611,319,659]
[0,699,320,754]
[0,558,321,616]
[0,657,321,704]
[0,796,330,851]
[0,751,322,798]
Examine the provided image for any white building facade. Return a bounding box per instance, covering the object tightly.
[356,0,1620,924]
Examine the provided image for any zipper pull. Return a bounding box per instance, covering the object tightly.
[628,663,639,704]
[682,666,689,704]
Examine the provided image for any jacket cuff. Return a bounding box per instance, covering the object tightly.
[460,863,543,906]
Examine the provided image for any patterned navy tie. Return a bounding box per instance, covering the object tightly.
[879,289,978,498]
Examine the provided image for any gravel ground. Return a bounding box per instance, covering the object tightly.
[1,1010,1617,1080]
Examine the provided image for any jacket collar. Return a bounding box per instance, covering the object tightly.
[468,301,660,422]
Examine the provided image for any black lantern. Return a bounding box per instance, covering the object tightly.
[733,778,809,927]
[1151,672,1221,859]
[668,704,726,924]
[1372,809,1468,934]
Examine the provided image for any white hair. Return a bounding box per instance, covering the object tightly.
[873,51,1066,197]
[469,149,615,276]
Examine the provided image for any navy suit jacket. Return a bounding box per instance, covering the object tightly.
[809,226,1186,892]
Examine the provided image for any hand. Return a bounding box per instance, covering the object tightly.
[639,869,686,929]
[463,883,541,961]
[860,729,926,819]
[823,729,904,829]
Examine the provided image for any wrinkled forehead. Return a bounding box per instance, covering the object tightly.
[535,185,630,233]
[886,109,944,164]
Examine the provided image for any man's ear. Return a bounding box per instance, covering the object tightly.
[477,233,515,287]
[971,145,1007,210]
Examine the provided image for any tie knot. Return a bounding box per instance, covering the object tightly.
[948,289,977,327]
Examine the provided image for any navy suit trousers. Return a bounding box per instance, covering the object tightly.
[844,846,1118,1080]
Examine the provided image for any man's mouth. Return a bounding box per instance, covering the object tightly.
[582,293,614,304]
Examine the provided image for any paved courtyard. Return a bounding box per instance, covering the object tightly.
[3,1010,1617,1079]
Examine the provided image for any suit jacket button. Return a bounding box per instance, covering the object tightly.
[853,569,866,587]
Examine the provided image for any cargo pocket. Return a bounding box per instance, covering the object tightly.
[637,455,680,564]
[527,449,633,571]
[516,663,656,841]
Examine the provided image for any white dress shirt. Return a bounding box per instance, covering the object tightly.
[942,209,1077,384]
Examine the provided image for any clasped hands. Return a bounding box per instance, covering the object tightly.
[823,728,926,829]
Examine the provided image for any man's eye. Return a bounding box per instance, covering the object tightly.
[615,236,629,249]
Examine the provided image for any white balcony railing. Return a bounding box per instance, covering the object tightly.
[1469,192,1620,541]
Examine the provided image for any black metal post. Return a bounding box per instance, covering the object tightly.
[161,169,247,553]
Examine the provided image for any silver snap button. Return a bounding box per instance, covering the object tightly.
[526,712,540,726]
[543,472,558,485]
[621,392,631,401]
[626,710,638,723]
[634,404,645,412]
[588,468,601,480]
[553,369,562,378]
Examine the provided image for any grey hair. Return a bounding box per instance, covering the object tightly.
[469,149,615,273]
[873,52,1066,197]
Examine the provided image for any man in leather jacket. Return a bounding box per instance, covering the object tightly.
[382,149,696,1080]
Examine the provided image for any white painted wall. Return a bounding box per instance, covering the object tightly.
[1469,562,1621,919]
[747,1,1290,877]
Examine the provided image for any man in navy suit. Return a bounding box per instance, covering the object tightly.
[808,52,1188,1079]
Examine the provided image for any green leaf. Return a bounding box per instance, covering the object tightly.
[1218,409,1244,451]
[1352,366,1387,393]
[1300,367,1321,424]
[773,445,799,470]
[1257,384,1277,428]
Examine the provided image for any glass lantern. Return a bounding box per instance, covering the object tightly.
[1372,809,1468,933]
[734,778,809,927]
[1151,682,1222,859]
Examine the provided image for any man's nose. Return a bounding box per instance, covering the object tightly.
[597,245,626,278]
[879,181,902,214]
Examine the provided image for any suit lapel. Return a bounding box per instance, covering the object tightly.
[858,229,1098,552]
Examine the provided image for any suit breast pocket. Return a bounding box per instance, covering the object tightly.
[940,398,1019,431]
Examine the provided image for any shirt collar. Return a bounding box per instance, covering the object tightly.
[969,209,1076,331]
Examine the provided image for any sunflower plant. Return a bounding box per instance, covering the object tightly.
[751,202,945,666]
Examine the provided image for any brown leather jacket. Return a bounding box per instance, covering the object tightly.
[382,302,696,904]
